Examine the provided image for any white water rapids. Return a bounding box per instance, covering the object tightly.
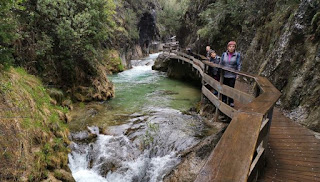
[68,53,205,182]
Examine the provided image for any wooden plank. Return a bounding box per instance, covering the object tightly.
[271,129,310,134]
[274,155,320,163]
[239,92,280,115]
[270,139,320,144]
[170,55,193,64]
[271,152,320,158]
[269,138,320,143]
[270,128,314,132]
[270,135,318,139]
[263,170,319,182]
[203,61,256,79]
[275,169,320,178]
[193,53,208,60]
[193,63,203,77]
[202,86,237,118]
[269,144,320,150]
[269,131,315,136]
[176,51,194,60]
[248,147,266,182]
[263,176,296,182]
[203,73,254,104]
[270,127,313,131]
[273,158,320,168]
[195,113,263,182]
[266,163,320,173]
[270,123,302,127]
[249,148,265,174]
[269,131,314,136]
[193,58,205,70]
[269,149,320,156]
[255,76,281,94]
[256,119,270,149]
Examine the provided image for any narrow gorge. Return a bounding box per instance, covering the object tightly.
[1,0,320,182]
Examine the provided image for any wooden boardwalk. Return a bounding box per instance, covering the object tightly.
[162,46,320,181]
[235,82,320,181]
[259,109,320,182]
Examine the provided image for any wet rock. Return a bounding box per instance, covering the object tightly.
[152,53,170,71]
[164,131,223,182]
[71,131,97,143]
[53,169,75,182]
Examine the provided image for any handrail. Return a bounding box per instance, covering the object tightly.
[162,45,281,182]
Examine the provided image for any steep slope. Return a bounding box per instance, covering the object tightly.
[0,68,73,181]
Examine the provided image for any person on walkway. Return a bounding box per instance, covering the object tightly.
[209,50,220,81]
[220,41,241,107]
[206,46,212,59]
[209,50,221,95]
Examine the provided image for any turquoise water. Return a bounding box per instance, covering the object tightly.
[69,53,201,130]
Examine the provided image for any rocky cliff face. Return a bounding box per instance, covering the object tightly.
[179,0,320,131]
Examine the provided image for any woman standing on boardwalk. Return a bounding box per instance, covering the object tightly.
[220,41,241,107]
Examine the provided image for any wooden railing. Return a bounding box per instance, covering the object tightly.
[162,47,281,182]
[163,41,180,53]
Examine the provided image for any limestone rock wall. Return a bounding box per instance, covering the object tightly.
[179,0,320,131]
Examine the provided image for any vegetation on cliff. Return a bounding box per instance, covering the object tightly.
[0,0,127,101]
[0,67,72,181]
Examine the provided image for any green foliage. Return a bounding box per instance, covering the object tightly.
[312,11,320,40]
[197,0,246,46]
[0,80,13,94]
[118,64,124,72]
[141,122,159,147]
[102,49,124,73]
[14,0,117,85]
[124,8,139,41]
[158,0,189,36]
[0,0,18,69]
[79,102,85,108]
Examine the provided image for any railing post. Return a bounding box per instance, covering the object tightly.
[264,106,274,149]
[215,69,224,122]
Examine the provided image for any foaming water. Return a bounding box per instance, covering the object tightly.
[69,108,205,182]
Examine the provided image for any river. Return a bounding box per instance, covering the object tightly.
[68,53,214,182]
